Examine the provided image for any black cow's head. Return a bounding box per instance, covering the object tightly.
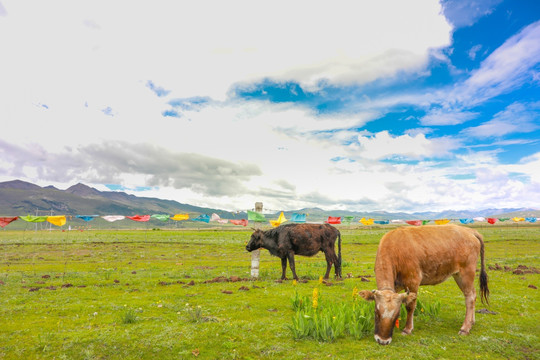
[246,229,264,252]
[359,289,417,345]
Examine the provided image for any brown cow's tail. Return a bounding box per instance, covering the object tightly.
[337,230,342,278]
[476,232,490,305]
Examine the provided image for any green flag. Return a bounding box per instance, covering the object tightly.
[343,216,355,224]
[151,214,170,222]
[20,215,48,223]
[247,210,266,222]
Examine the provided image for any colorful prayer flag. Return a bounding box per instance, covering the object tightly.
[47,215,66,227]
[247,210,266,222]
[230,219,248,226]
[326,216,341,224]
[291,213,306,223]
[76,215,98,222]
[101,215,125,222]
[0,217,18,228]
[193,214,210,223]
[434,219,450,225]
[343,216,355,225]
[171,214,189,221]
[406,220,422,226]
[359,217,374,226]
[20,215,48,223]
[270,212,287,227]
[127,215,151,222]
[151,214,170,222]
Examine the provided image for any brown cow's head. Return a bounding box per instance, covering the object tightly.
[359,289,417,345]
[246,229,264,252]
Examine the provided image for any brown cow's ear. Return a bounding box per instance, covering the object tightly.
[359,290,375,301]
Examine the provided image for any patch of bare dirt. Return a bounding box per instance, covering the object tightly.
[488,263,539,274]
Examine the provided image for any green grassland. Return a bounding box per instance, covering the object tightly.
[0,225,538,359]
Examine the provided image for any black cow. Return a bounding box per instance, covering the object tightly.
[246,223,342,280]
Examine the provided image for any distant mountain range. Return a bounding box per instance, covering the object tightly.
[0,180,244,220]
[1,179,539,221]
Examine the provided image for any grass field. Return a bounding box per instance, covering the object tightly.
[0,225,539,359]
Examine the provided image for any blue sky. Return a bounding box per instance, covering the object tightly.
[0,0,539,213]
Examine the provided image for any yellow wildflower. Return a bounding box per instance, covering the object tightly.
[312,287,319,309]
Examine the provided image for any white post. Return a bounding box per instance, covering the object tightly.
[250,202,263,279]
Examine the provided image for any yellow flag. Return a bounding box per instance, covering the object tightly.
[270,212,287,227]
[359,217,374,226]
[47,215,66,227]
[512,217,525,222]
[435,219,450,225]
[171,214,189,221]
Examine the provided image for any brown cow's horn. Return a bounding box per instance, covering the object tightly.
[406,287,410,295]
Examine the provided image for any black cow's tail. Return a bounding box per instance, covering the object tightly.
[476,231,490,305]
[337,230,342,278]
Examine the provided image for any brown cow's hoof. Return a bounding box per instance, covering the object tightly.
[401,329,412,335]
[458,330,470,335]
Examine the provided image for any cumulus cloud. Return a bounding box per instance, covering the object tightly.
[0,0,452,102]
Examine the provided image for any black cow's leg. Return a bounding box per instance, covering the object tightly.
[287,252,298,280]
[323,251,334,279]
[280,257,288,280]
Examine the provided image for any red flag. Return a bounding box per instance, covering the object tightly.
[487,218,497,224]
[0,216,18,228]
[406,220,422,226]
[230,219,248,226]
[126,215,151,222]
[326,216,341,224]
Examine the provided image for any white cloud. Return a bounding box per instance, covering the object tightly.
[441,0,503,28]
[468,44,482,60]
[1,1,539,214]
[0,0,451,102]
[446,20,540,107]
[420,108,478,125]
[461,101,540,138]
[354,131,459,160]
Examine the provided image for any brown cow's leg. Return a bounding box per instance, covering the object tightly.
[402,286,418,335]
[288,252,299,280]
[402,298,416,335]
[280,257,288,280]
[453,270,477,335]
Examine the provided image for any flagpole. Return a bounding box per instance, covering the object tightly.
[250,202,263,279]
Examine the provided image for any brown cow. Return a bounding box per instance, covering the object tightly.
[246,223,342,280]
[359,224,489,345]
